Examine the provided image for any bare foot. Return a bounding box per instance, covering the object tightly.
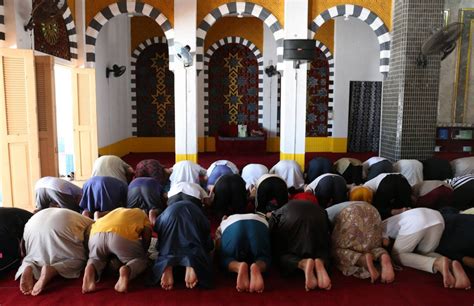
[365,253,380,284]
[82,264,97,294]
[249,263,264,293]
[314,259,331,290]
[161,266,174,290]
[185,266,198,289]
[114,265,131,293]
[434,257,455,288]
[235,262,249,292]
[452,260,471,290]
[380,253,395,284]
[298,258,317,291]
[31,265,57,296]
[20,265,35,295]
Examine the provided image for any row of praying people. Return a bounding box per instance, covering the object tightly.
[2,199,473,296]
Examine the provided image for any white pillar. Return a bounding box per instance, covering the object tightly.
[262,25,278,137]
[280,0,308,168]
[174,0,198,163]
[4,0,33,49]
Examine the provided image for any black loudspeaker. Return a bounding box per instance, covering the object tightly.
[283,39,316,61]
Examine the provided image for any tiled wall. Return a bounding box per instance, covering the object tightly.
[380,0,444,161]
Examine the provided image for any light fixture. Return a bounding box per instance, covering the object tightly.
[237,12,244,18]
[344,14,350,21]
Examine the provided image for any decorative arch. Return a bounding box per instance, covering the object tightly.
[197,2,283,71]
[0,0,4,41]
[61,4,78,60]
[314,40,334,135]
[309,4,390,74]
[85,1,174,68]
[203,36,263,136]
[131,36,174,137]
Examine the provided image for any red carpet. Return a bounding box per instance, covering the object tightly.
[1,266,473,306]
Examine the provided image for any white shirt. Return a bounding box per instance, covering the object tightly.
[241,164,269,190]
[382,208,444,238]
[393,159,423,186]
[362,157,389,179]
[169,160,207,186]
[207,160,239,177]
[363,173,399,191]
[269,160,305,190]
[91,155,131,183]
[35,176,82,197]
[305,173,340,193]
[167,182,208,200]
[451,157,474,177]
[220,213,268,234]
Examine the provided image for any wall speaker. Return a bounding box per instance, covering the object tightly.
[283,39,316,61]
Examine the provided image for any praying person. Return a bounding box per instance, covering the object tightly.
[412,180,453,209]
[445,175,474,210]
[35,176,82,212]
[306,157,333,184]
[362,157,393,181]
[16,208,93,296]
[305,173,348,208]
[92,155,134,183]
[241,163,269,191]
[134,159,169,185]
[334,157,363,185]
[383,208,470,290]
[0,208,33,275]
[80,176,128,220]
[167,181,210,207]
[169,160,207,186]
[393,159,424,186]
[269,160,305,192]
[206,160,239,189]
[152,200,214,290]
[270,200,332,291]
[211,174,248,217]
[82,208,152,293]
[127,177,164,225]
[254,174,288,213]
[215,213,270,293]
[330,202,395,283]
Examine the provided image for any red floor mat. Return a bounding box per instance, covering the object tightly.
[1,267,473,306]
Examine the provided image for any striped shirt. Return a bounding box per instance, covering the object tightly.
[445,175,474,190]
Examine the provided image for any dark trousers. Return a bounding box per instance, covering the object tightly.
[367,160,393,181]
[256,177,288,213]
[213,174,247,216]
[314,175,348,208]
[373,174,411,220]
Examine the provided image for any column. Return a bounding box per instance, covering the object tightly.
[280,0,308,168]
[380,0,444,160]
[174,0,198,163]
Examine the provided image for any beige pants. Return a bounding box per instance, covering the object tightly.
[391,223,444,273]
[87,232,148,279]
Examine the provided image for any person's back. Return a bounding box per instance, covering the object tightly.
[92,155,132,183]
[80,176,128,214]
[382,208,444,239]
[91,208,149,241]
[241,164,268,190]
[306,157,333,184]
[269,160,305,190]
[170,160,206,186]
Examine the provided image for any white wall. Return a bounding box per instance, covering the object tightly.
[95,15,132,147]
[333,17,383,137]
[4,0,34,49]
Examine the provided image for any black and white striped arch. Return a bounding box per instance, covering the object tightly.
[130,36,168,136]
[0,0,4,41]
[85,1,174,68]
[197,2,283,71]
[314,40,334,135]
[309,4,390,75]
[61,4,78,60]
[203,36,264,136]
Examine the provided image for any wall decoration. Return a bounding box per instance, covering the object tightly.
[197,2,284,70]
[309,4,391,75]
[208,43,258,136]
[86,1,174,68]
[203,36,263,136]
[348,81,382,152]
[133,37,174,137]
[33,0,71,60]
[306,47,330,136]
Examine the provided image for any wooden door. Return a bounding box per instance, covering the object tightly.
[72,68,98,180]
[0,48,40,210]
[35,56,59,177]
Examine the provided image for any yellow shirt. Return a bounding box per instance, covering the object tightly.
[91,208,150,241]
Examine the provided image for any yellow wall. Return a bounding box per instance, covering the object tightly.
[67,0,76,23]
[314,19,334,53]
[130,16,165,52]
[309,0,392,31]
[198,0,284,27]
[204,17,263,53]
[86,0,174,28]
